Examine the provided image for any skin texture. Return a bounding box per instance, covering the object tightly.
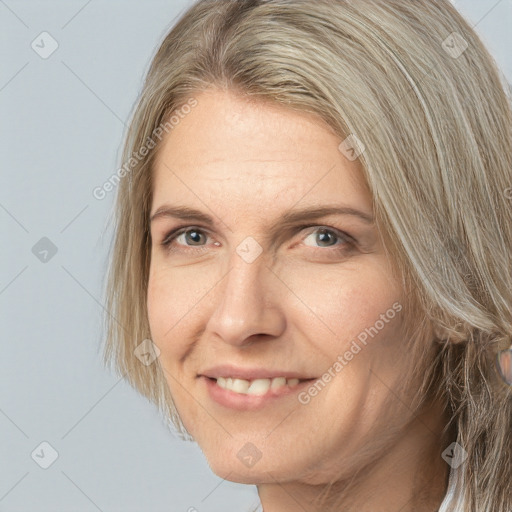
[147,89,450,512]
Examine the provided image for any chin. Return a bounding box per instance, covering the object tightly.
[200,443,290,484]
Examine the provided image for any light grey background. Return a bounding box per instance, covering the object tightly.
[1,1,510,510]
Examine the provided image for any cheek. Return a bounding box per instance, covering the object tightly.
[147,268,201,427]
[146,263,218,369]
[147,261,199,334]
[281,260,402,343]
[146,270,168,342]
[146,266,190,360]
[283,262,407,405]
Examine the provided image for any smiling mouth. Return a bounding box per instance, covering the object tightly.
[208,376,309,396]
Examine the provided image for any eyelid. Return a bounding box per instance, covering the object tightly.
[298,224,355,243]
[160,224,356,250]
[160,225,212,248]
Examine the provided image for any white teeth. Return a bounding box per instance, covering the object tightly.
[247,379,271,395]
[215,376,301,395]
[270,377,286,389]
[232,378,250,393]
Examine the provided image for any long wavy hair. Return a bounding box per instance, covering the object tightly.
[101,1,512,510]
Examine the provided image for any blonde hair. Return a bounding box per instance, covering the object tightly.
[102,1,512,510]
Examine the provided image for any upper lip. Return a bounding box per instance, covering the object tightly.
[199,364,316,381]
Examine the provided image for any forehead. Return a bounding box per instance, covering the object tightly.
[151,89,371,210]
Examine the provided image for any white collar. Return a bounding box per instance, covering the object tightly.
[438,464,463,512]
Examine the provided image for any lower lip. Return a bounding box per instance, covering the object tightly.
[201,376,314,411]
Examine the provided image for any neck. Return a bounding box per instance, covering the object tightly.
[257,398,452,512]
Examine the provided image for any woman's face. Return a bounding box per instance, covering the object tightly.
[147,89,422,485]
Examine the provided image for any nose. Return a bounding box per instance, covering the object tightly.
[205,249,286,347]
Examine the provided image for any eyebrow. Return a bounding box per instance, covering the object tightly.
[150,204,374,227]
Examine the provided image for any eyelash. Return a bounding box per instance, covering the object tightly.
[159,225,356,255]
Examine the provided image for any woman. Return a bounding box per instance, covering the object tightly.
[102,1,512,510]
